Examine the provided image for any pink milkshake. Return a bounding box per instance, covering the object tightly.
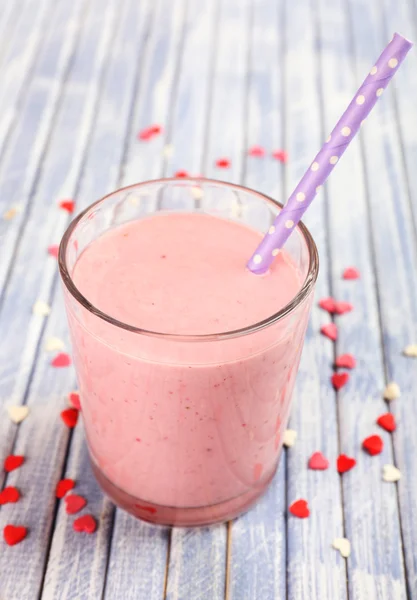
[59,179,318,526]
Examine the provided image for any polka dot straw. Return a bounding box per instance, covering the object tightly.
[247,33,413,274]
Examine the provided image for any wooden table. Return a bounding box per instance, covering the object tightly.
[1,0,417,597]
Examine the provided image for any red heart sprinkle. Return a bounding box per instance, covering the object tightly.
[3,525,28,546]
[272,150,288,163]
[4,455,24,473]
[51,353,71,367]
[137,124,162,140]
[321,323,338,341]
[134,504,157,514]
[59,200,75,213]
[335,354,356,369]
[319,297,336,313]
[332,372,350,390]
[65,494,87,514]
[337,454,356,473]
[248,145,265,157]
[362,434,384,456]
[215,158,231,168]
[47,245,59,258]
[73,514,97,534]
[0,487,20,505]
[56,478,75,499]
[61,408,79,428]
[174,170,189,178]
[68,391,81,410]
[308,452,329,470]
[343,267,360,280]
[377,413,396,432]
[334,301,353,315]
[289,499,310,518]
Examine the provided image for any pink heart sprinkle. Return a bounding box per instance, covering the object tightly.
[51,353,71,368]
[321,323,338,341]
[343,267,360,280]
[319,297,337,313]
[47,245,59,258]
[334,301,353,315]
[248,145,265,157]
[335,353,356,369]
[308,451,329,470]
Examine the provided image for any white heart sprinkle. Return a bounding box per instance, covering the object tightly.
[403,344,417,357]
[333,537,351,558]
[382,464,401,483]
[162,144,174,157]
[383,382,401,401]
[44,336,65,352]
[283,429,297,447]
[191,186,203,200]
[7,405,29,424]
[33,300,51,317]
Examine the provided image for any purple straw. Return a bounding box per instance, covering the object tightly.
[247,32,413,274]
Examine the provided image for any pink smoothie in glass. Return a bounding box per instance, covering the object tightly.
[68,212,309,523]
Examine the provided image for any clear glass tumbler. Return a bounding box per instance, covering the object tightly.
[59,179,318,526]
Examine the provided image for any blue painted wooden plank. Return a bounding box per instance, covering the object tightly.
[0,0,28,72]
[0,0,129,596]
[316,0,408,596]
[0,0,87,294]
[282,0,348,598]
[346,0,417,593]
[226,0,287,597]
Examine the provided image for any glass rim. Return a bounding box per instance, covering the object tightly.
[58,178,319,342]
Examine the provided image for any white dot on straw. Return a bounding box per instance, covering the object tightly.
[285,220,294,229]
[296,192,305,202]
[326,135,331,143]
[341,126,351,137]
[376,88,384,97]
[330,156,338,165]
[272,249,280,256]
[311,162,319,171]
[356,95,365,105]
[253,254,262,264]
[370,66,378,75]
[388,58,398,68]
[268,226,275,234]
[316,185,322,193]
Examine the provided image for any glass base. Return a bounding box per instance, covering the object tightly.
[91,461,277,527]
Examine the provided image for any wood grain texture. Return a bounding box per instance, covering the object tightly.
[317,0,408,596]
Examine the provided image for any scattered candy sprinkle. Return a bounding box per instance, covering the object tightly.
[174,170,189,178]
[215,158,231,168]
[334,301,353,315]
[377,413,396,432]
[342,267,360,280]
[289,499,310,518]
[382,464,401,483]
[331,372,350,390]
[44,337,65,352]
[4,455,24,473]
[3,206,21,220]
[51,353,71,368]
[60,408,79,428]
[3,525,28,546]
[162,144,174,157]
[362,434,383,456]
[335,354,356,369]
[332,537,351,558]
[7,406,29,424]
[383,382,401,401]
[319,297,336,313]
[248,145,265,157]
[68,391,81,410]
[59,200,75,213]
[65,494,87,514]
[33,300,51,317]
[403,344,417,357]
[56,479,75,499]
[337,454,356,474]
[308,452,329,470]
[0,487,20,505]
[283,429,297,447]
[47,245,59,258]
[272,150,288,163]
[191,186,203,200]
[138,124,162,140]
[73,514,97,534]
[321,323,338,341]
